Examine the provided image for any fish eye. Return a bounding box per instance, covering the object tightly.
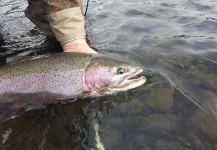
[117,67,128,74]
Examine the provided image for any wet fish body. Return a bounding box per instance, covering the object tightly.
[0,53,95,104]
[0,53,146,122]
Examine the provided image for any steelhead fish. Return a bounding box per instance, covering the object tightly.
[0,53,146,122]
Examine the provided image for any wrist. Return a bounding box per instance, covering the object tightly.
[60,37,86,46]
[62,39,98,54]
[62,38,87,47]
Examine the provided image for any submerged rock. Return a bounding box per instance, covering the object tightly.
[191,108,217,140]
[132,134,152,150]
[139,114,179,136]
[178,133,205,150]
[100,126,122,150]
[143,85,174,113]
[118,99,145,115]
[155,140,193,150]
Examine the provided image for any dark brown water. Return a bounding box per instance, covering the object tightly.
[1,0,217,149]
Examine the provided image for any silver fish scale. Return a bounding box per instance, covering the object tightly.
[0,53,95,99]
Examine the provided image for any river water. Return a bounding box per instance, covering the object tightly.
[0,0,217,149]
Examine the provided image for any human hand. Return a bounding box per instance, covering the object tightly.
[62,39,98,54]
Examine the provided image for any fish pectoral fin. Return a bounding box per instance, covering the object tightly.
[61,98,78,104]
[58,92,91,104]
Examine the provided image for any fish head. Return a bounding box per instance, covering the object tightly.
[85,55,146,95]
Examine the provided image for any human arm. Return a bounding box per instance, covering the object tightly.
[43,0,97,53]
[62,39,97,53]
[25,0,97,53]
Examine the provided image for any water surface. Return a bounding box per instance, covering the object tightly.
[0,0,217,149]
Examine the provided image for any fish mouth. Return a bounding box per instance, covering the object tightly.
[113,68,146,91]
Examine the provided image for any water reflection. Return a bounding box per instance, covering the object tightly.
[0,0,217,149]
[0,99,95,149]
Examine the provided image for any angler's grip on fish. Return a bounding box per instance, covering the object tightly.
[0,0,147,123]
[0,53,146,122]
